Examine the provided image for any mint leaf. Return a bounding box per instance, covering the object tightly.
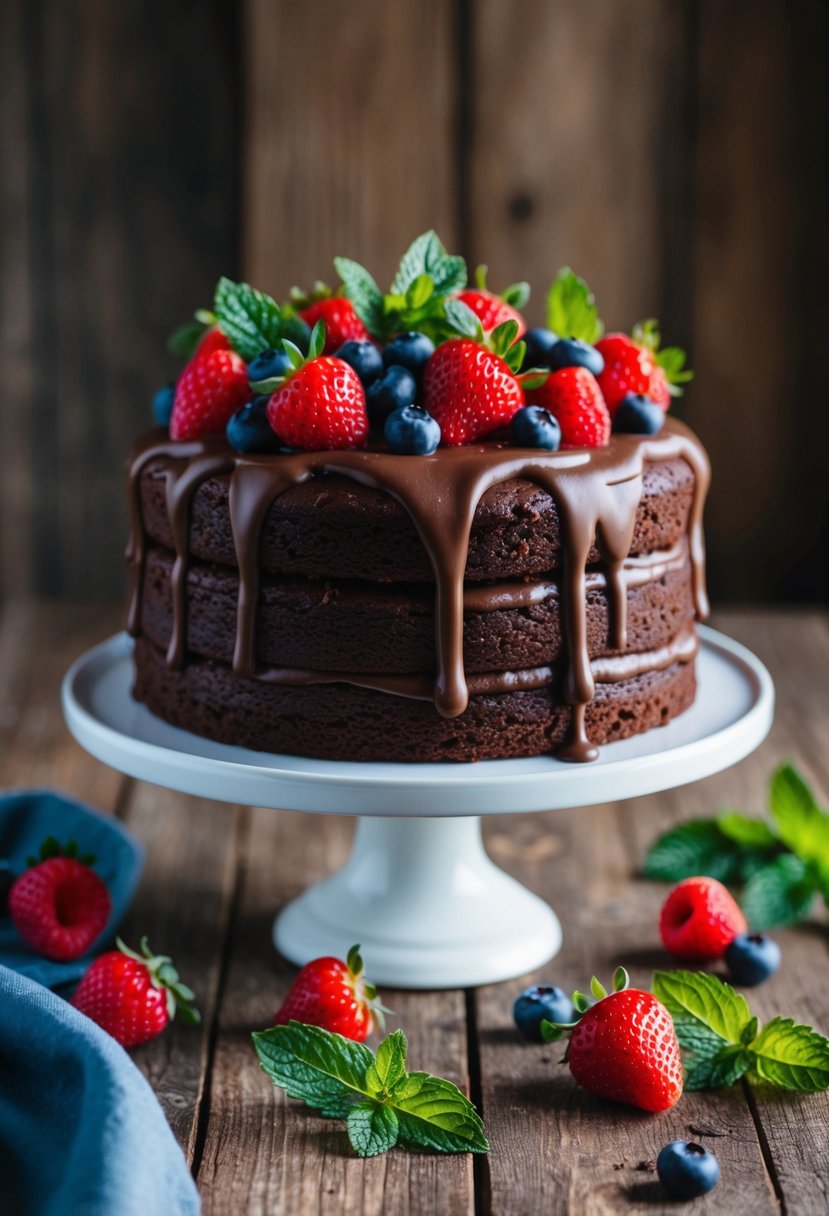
[671,1020,726,1057]
[405,273,435,311]
[392,1072,488,1154]
[347,1102,399,1157]
[644,819,746,884]
[252,1022,373,1117]
[750,1017,829,1092]
[366,1029,408,1097]
[769,765,829,892]
[546,268,603,344]
[741,854,816,929]
[214,277,283,360]
[685,1045,752,1091]
[391,231,441,295]
[334,256,385,337]
[444,298,484,342]
[653,971,752,1043]
[717,811,778,850]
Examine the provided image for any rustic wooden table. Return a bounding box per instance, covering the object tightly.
[1,605,827,1215]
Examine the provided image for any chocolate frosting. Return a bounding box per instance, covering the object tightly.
[126,418,709,762]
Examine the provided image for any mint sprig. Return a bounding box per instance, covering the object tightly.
[214,277,309,361]
[546,268,603,344]
[252,1023,488,1158]
[644,763,828,928]
[653,970,829,1093]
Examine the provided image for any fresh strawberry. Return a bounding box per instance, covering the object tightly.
[299,297,370,353]
[660,877,747,961]
[456,289,526,338]
[169,347,250,441]
[71,937,200,1048]
[267,352,368,450]
[9,840,111,961]
[422,338,524,446]
[274,944,385,1042]
[194,326,231,359]
[595,332,669,412]
[542,968,683,1113]
[527,366,610,448]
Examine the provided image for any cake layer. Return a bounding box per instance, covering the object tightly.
[139,544,696,675]
[133,634,697,763]
[136,453,696,583]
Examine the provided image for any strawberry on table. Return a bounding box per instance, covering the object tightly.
[8,838,111,961]
[299,296,370,353]
[596,320,692,415]
[267,321,369,451]
[71,936,200,1048]
[660,876,747,961]
[526,366,611,449]
[169,347,250,440]
[423,336,525,446]
[274,943,385,1042]
[541,967,683,1113]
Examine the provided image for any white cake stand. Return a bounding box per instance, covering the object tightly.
[62,626,773,988]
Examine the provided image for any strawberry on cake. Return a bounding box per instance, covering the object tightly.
[128,232,709,763]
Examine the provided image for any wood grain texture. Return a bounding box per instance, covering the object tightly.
[243,0,458,298]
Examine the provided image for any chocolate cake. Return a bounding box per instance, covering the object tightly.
[128,239,709,762]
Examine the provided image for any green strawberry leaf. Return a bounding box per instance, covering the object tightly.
[391,1072,488,1154]
[749,1017,829,1092]
[347,1102,399,1157]
[252,1022,374,1118]
[716,811,779,850]
[740,854,816,929]
[684,1044,752,1091]
[504,340,526,374]
[334,256,385,337]
[214,277,284,361]
[307,320,326,361]
[643,819,747,884]
[546,268,603,344]
[490,319,520,357]
[444,298,484,342]
[653,971,752,1044]
[656,345,693,384]
[502,281,530,309]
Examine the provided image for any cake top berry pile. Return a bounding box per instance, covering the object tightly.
[152,231,692,456]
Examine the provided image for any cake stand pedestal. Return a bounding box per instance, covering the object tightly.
[62,625,773,988]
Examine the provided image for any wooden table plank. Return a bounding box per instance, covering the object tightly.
[196,807,473,1216]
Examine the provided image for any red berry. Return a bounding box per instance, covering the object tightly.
[660,877,748,961]
[274,945,382,1041]
[595,333,671,414]
[568,987,683,1113]
[169,348,250,441]
[299,298,370,353]
[194,327,231,359]
[527,366,610,448]
[422,338,524,446]
[455,289,527,337]
[9,857,111,961]
[71,938,199,1048]
[267,356,368,451]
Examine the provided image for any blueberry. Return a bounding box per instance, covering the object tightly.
[382,332,435,381]
[335,340,384,388]
[247,348,293,383]
[366,365,418,425]
[549,337,604,376]
[0,862,15,917]
[153,382,175,427]
[384,405,440,455]
[657,1142,720,1199]
[510,405,562,451]
[725,932,781,986]
[513,985,575,1042]
[226,396,282,455]
[521,327,559,370]
[613,393,664,435]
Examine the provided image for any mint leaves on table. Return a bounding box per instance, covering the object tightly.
[653,970,829,1093]
[644,763,829,929]
[252,1022,488,1158]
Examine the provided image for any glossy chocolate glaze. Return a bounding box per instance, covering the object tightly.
[126,418,709,761]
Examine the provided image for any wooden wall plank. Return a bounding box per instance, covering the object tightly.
[243,0,458,298]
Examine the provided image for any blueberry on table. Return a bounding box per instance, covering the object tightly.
[613,393,664,435]
[725,932,781,986]
[226,396,282,454]
[335,340,384,388]
[513,985,574,1041]
[247,348,293,383]
[367,366,418,425]
[521,327,559,370]
[657,1142,720,1199]
[549,337,605,376]
[382,332,435,380]
[152,382,175,427]
[384,405,441,455]
[510,405,562,451]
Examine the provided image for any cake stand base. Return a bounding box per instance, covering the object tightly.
[274,815,561,988]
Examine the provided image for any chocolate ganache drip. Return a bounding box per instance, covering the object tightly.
[126,418,710,762]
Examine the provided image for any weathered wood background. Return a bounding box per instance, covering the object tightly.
[2,0,827,604]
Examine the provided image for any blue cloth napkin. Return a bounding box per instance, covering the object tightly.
[0,789,144,989]
[0,964,200,1216]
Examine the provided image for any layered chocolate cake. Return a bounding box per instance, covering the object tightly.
[128,235,709,763]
